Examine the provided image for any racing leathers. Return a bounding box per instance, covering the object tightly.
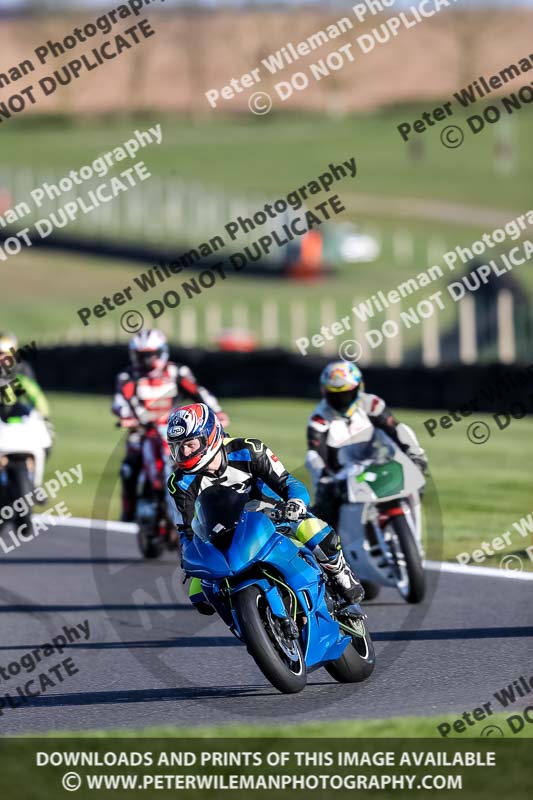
[306,392,427,529]
[0,372,49,417]
[0,370,53,458]
[112,362,223,521]
[167,436,363,611]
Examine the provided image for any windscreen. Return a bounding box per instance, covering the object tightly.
[192,486,248,543]
[339,427,396,467]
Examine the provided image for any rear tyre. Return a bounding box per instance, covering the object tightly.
[234,584,307,694]
[389,514,425,603]
[361,580,381,601]
[325,615,375,683]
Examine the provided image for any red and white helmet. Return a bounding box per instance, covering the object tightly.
[129,329,169,375]
[167,403,224,473]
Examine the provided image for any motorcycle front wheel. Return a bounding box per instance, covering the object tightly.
[6,459,34,537]
[137,524,164,559]
[234,584,307,694]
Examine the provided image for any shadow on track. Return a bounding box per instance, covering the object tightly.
[2,626,531,655]
[373,626,533,641]
[0,603,193,612]
[9,685,281,709]
[0,636,242,652]
[0,558,139,565]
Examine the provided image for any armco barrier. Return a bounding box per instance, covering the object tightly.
[28,345,533,413]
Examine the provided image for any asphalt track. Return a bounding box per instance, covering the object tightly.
[0,521,532,735]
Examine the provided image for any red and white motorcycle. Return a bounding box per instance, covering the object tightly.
[119,417,177,559]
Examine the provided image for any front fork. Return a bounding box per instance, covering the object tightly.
[367,495,424,566]
[207,575,296,641]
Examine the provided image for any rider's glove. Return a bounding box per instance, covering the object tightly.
[282,498,307,522]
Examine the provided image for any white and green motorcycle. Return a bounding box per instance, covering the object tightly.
[324,422,426,604]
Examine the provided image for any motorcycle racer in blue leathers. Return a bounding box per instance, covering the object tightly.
[166,403,364,613]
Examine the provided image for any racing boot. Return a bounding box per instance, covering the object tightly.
[313,529,364,606]
[320,550,364,606]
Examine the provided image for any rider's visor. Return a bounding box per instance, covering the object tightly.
[134,349,162,372]
[170,434,208,466]
[325,387,359,413]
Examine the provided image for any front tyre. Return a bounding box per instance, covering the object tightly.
[137,524,164,559]
[9,460,34,536]
[388,514,425,603]
[234,585,307,694]
[325,615,375,683]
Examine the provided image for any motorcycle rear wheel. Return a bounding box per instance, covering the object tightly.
[325,615,375,683]
[234,584,307,694]
[361,580,381,601]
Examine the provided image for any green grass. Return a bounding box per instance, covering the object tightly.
[2,111,533,210]
[30,712,533,739]
[5,234,533,361]
[2,111,533,354]
[3,718,531,800]
[43,393,533,568]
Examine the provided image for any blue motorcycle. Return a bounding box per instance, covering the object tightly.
[183,486,375,694]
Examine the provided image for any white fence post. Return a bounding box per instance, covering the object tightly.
[353,299,370,366]
[422,311,441,367]
[497,289,515,363]
[205,304,222,346]
[320,299,336,355]
[427,237,445,265]
[179,308,197,347]
[392,229,413,263]
[232,303,249,331]
[458,295,477,364]
[385,304,403,367]
[262,300,279,347]
[290,301,306,351]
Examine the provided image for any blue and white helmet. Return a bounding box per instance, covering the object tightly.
[167,403,224,473]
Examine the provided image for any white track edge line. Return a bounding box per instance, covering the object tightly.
[41,517,533,581]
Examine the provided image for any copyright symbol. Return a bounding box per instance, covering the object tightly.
[62,772,82,791]
[248,92,273,115]
[441,125,464,149]
[466,421,491,445]
[480,725,504,737]
[500,554,523,573]
[339,339,363,363]
[120,310,144,334]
